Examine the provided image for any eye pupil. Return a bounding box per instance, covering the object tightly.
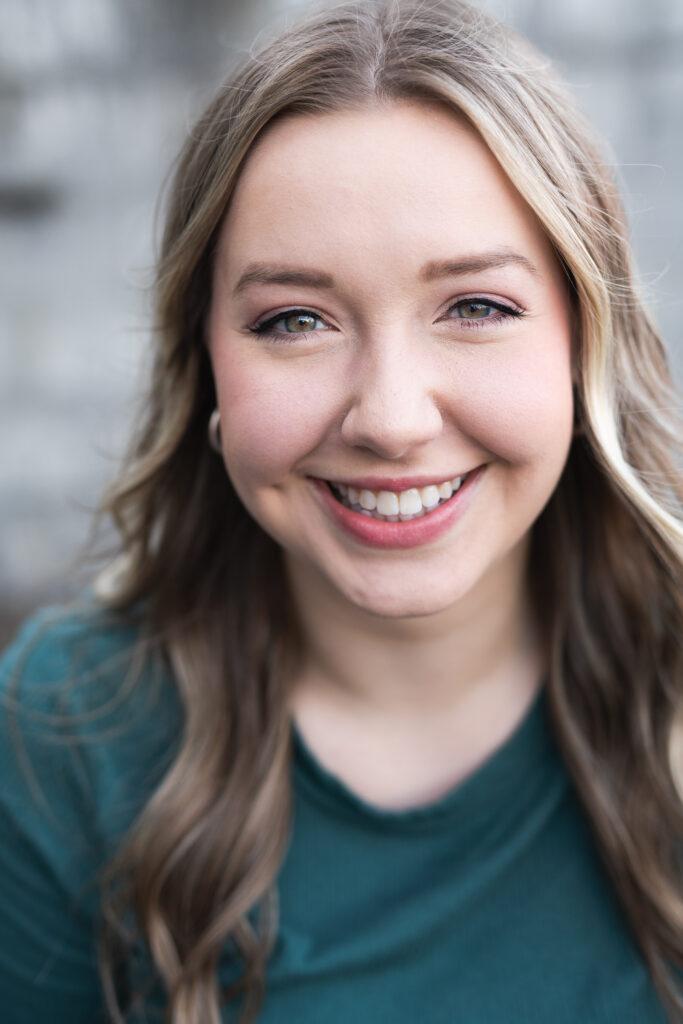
[462,302,489,319]
[286,312,316,332]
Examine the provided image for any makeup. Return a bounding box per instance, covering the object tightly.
[309,465,486,549]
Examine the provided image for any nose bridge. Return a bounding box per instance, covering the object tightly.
[340,329,443,456]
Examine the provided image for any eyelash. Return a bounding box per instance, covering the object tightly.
[248,298,525,342]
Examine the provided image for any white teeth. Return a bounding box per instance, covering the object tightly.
[376,491,400,516]
[359,489,377,510]
[398,488,422,515]
[419,484,441,509]
[328,470,472,521]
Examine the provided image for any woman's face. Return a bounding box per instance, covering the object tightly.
[207,99,575,618]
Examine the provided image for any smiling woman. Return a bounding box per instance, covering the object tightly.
[206,100,574,621]
[1,1,683,1023]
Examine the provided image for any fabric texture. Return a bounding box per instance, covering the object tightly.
[0,599,670,1022]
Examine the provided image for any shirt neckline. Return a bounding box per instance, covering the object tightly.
[291,679,556,832]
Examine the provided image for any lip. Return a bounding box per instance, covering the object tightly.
[315,471,475,492]
[309,464,486,550]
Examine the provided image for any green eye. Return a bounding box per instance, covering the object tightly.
[448,298,523,328]
[249,297,525,344]
[251,308,326,341]
[457,302,494,319]
[282,312,318,332]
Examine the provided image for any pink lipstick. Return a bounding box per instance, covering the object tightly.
[309,465,486,549]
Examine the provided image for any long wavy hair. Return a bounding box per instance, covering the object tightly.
[71,0,683,1020]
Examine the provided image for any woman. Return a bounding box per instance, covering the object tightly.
[1,0,682,1021]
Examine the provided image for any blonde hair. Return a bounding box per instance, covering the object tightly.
[77,0,683,1020]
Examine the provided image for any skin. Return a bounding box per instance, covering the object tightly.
[206,98,576,809]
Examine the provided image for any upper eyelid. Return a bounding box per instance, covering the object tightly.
[253,295,523,330]
[255,308,327,328]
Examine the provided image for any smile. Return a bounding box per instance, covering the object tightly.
[310,466,486,550]
[326,474,469,522]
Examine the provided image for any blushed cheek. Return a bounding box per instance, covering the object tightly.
[215,359,333,491]
[455,345,573,467]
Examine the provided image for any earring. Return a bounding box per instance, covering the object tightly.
[208,408,222,453]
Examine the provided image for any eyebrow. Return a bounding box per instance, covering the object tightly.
[231,247,540,298]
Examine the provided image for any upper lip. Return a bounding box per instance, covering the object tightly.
[313,467,481,492]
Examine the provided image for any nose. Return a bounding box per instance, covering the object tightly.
[339,333,444,459]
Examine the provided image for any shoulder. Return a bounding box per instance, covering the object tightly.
[1,593,146,696]
[0,591,178,724]
[0,593,184,849]
[0,597,179,1020]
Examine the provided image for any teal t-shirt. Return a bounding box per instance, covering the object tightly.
[0,600,670,1022]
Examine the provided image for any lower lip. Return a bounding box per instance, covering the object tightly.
[309,466,486,549]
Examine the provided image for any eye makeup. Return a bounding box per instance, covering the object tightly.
[248,296,526,343]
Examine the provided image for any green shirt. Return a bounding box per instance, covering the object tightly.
[0,600,669,1022]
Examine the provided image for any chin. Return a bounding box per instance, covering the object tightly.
[338,573,473,619]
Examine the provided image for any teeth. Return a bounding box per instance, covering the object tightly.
[328,473,469,520]
[420,484,441,509]
[376,491,400,516]
[398,488,422,515]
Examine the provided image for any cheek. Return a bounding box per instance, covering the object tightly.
[213,355,332,487]
[453,337,574,465]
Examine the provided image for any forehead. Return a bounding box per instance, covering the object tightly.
[217,99,557,279]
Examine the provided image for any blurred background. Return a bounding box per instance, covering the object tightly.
[1,0,682,646]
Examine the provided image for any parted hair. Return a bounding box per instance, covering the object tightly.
[57,0,683,1020]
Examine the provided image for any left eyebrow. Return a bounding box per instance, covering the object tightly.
[419,248,541,282]
[231,246,540,298]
